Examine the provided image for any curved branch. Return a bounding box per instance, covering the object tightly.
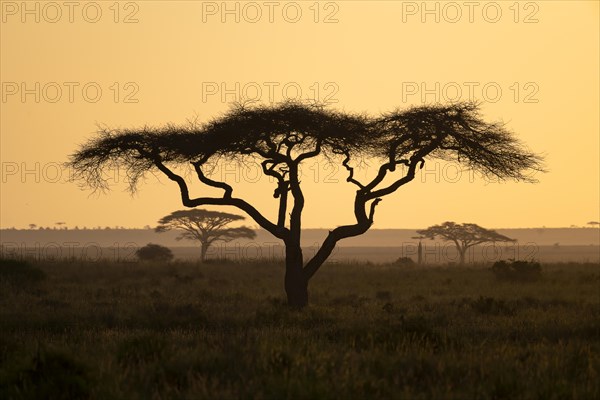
[295,139,322,163]
[254,144,287,163]
[262,160,290,229]
[368,198,382,222]
[283,132,307,159]
[288,163,304,238]
[154,159,193,205]
[261,160,285,182]
[154,160,288,239]
[365,159,422,200]
[303,193,381,279]
[336,150,365,189]
[365,135,445,200]
[192,162,233,198]
[362,159,410,193]
[276,183,289,229]
[192,197,288,239]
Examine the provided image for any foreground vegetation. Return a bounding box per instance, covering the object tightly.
[1,259,598,399]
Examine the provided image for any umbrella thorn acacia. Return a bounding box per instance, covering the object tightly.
[68,101,544,308]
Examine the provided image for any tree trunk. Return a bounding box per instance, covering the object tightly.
[458,247,466,265]
[200,242,208,263]
[284,244,308,308]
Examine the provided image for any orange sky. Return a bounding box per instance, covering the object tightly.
[1,1,599,229]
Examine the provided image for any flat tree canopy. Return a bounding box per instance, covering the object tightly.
[68,100,544,307]
[155,209,256,262]
[417,222,516,264]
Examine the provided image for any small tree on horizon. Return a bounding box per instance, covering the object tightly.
[417,222,516,265]
[155,209,256,262]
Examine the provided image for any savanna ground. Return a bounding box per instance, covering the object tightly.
[0,258,598,399]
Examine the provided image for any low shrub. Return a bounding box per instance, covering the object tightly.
[395,257,415,266]
[135,244,174,262]
[492,259,542,282]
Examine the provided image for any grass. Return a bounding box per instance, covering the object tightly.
[0,258,598,399]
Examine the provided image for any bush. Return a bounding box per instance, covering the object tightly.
[135,243,174,262]
[395,257,415,266]
[492,259,542,282]
[0,258,46,285]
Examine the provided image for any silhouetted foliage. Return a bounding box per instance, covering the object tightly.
[417,222,516,265]
[395,257,415,266]
[492,259,542,282]
[135,243,174,263]
[68,101,544,307]
[155,209,256,262]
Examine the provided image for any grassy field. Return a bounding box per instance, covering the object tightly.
[1,259,599,399]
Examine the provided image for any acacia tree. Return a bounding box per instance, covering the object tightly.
[68,101,543,308]
[417,222,516,264]
[155,209,256,262]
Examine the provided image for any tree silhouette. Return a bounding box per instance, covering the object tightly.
[155,209,256,262]
[68,101,543,307]
[417,222,515,265]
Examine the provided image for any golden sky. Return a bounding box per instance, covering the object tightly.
[1,1,599,229]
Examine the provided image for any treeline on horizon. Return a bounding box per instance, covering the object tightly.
[3,225,600,231]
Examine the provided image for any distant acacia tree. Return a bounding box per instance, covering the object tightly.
[417,222,515,264]
[155,209,256,262]
[68,101,543,307]
[135,243,174,262]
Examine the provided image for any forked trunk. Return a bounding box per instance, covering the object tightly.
[284,244,308,308]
